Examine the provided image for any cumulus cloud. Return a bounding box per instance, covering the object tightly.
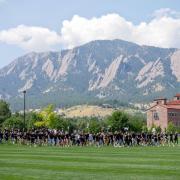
[0,9,180,51]
[61,14,134,48]
[0,25,61,51]
[61,12,180,49]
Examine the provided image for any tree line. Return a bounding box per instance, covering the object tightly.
[0,100,178,133]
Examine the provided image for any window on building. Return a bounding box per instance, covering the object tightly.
[153,112,159,120]
[168,112,177,117]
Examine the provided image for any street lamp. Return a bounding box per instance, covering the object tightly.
[23,90,26,130]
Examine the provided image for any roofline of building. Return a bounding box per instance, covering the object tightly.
[146,104,180,111]
[154,98,167,101]
[146,104,167,111]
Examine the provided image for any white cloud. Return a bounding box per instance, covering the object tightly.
[61,14,134,48]
[61,12,180,49]
[0,25,61,51]
[152,8,180,19]
[0,9,180,51]
[134,16,180,48]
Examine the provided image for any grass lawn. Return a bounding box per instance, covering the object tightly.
[0,144,180,180]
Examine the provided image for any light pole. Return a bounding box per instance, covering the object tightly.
[23,90,26,130]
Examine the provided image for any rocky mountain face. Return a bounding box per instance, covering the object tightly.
[0,39,180,110]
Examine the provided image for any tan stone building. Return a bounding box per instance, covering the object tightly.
[147,94,180,130]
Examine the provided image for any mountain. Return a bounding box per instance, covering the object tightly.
[0,39,180,111]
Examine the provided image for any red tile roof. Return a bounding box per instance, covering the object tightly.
[166,100,180,109]
[147,94,180,111]
[166,105,180,110]
[147,101,180,111]
[167,100,180,105]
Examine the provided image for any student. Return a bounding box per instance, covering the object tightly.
[170,133,174,143]
[49,130,54,146]
[38,130,43,146]
[88,133,93,146]
[54,130,58,146]
[4,129,9,142]
[11,130,15,144]
[14,130,18,144]
[30,131,36,145]
[174,133,178,145]
[0,129,3,143]
[137,134,141,146]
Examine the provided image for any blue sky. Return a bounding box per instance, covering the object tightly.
[0,0,180,68]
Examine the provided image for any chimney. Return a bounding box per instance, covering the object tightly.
[154,98,167,105]
[174,94,180,101]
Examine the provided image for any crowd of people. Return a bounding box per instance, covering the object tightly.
[0,128,179,147]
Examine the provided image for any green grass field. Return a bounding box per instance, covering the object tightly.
[0,145,180,180]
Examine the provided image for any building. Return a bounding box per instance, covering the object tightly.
[147,94,180,130]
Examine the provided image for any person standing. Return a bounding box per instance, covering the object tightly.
[0,129,3,144]
[174,133,178,145]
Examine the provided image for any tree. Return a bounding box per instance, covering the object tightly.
[3,114,23,129]
[107,111,129,132]
[88,118,101,133]
[26,112,40,129]
[0,100,11,125]
[128,115,145,132]
[34,104,58,128]
[75,118,87,132]
[49,116,67,130]
[142,125,148,133]
[167,122,176,133]
[156,126,162,133]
